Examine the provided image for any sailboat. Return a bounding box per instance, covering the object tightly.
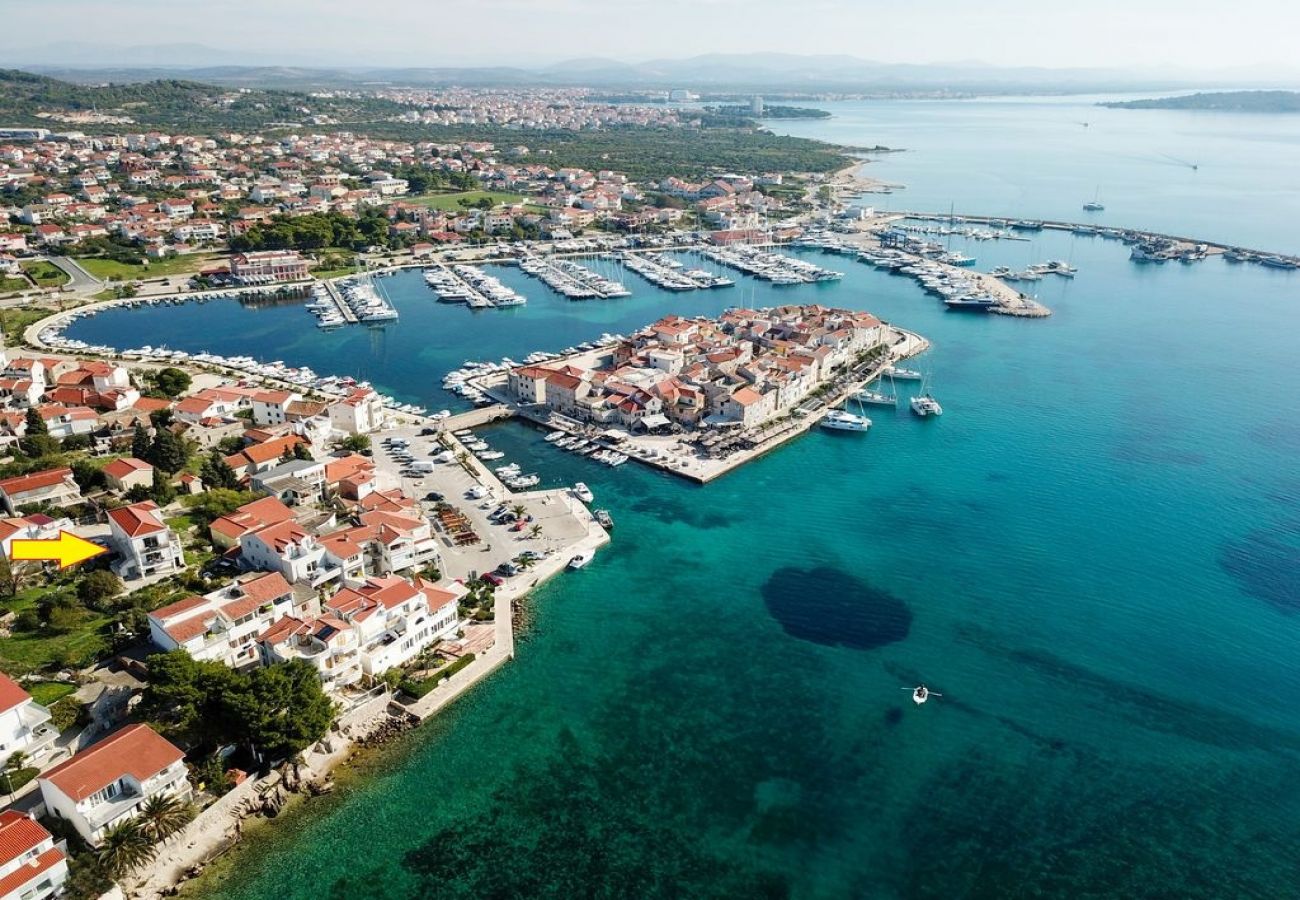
[910,372,943,417]
[1083,187,1105,212]
[856,370,898,407]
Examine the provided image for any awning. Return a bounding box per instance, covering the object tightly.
[639,414,670,429]
[702,414,743,428]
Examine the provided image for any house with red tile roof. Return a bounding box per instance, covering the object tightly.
[102,456,153,493]
[147,571,310,668]
[223,434,306,479]
[0,672,58,764]
[0,468,82,515]
[208,495,295,550]
[106,501,184,580]
[327,387,385,435]
[0,810,67,900]
[37,723,188,846]
[314,574,463,677]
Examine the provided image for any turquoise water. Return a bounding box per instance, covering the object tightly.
[773,94,1300,254]
[68,105,1300,898]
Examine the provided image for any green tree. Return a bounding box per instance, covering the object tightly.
[199,450,239,490]
[147,428,188,473]
[96,819,155,881]
[181,487,256,524]
[293,442,313,461]
[132,423,151,460]
[238,661,335,761]
[23,406,47,436]
[136,793,194,844]
[150,467,176,504]
[139,651,245,750]
[339,434,371,454]
[62,854,113,900]
[77,570,124,609]
[71,458,106,493]
[0,556,37,598]
[151,367,191,398]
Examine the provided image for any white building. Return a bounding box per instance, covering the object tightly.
[239,520,337,587]
[327,387,386,435]
[0,674,57,765]
[37,724,189,847]
[106,501,185,581]
[250,389,301,426]
[0,811,67,900]
[147,571,311,669]
[323,575,463,677]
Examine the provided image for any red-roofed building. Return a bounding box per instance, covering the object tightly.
[106,501,184,580]
[0,673,57,764]
[102,456,153,493]
[0,468,82,515]
[315,575,463,677]
[0,811,67,900]
[38,724,188,846]
[327,387,385,435]
[208,495,295,550]
[147,571,310,668]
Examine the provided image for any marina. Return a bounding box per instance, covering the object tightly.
[518,255,631,299]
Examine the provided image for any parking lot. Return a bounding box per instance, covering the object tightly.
[374,425,599,586]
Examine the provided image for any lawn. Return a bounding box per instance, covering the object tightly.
[76,252,223,281]
[0,304,59,341]
[20,260,69,287]
[406,191,524,211]
[26,680,76,706]
[0,275,28,293]
[311,268,356,281]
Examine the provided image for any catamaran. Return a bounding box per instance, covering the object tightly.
[821,409,872,432]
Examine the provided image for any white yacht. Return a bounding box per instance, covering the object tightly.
[567,549,594,570]
[884,365,923,381]
[910,394,943,417]
[821,410,873,432]
[544,431,566,443]
[572,482,594,503]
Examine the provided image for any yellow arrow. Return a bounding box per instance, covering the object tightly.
[10,531,108,569]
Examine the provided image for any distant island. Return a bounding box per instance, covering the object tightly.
[1101,90,1300,112]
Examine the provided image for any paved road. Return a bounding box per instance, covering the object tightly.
[47,255,103,293]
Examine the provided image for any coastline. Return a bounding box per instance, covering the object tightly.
[128,518,609,900]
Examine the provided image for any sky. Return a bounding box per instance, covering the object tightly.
[2,0,1298,72]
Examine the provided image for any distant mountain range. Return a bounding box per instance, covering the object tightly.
[8,48,1300,94]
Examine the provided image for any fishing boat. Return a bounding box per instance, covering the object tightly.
[567,549,594,570]
[594,509,614,530]
[821,409,872,432]
[572,482,594,503]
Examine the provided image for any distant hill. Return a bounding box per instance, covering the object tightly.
[1101,90,1300,112]
[21,53,1300,94]
[0,68,405,130]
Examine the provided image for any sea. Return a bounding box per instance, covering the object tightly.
[65,95,1300,899]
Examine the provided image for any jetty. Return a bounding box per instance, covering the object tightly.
[889,211,1300,269]
[322,280,359,323]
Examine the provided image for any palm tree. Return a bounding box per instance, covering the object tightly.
[96,819,156,880]
[529,524,543,540]
[511,504,526,520]
[136,793,194,844]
